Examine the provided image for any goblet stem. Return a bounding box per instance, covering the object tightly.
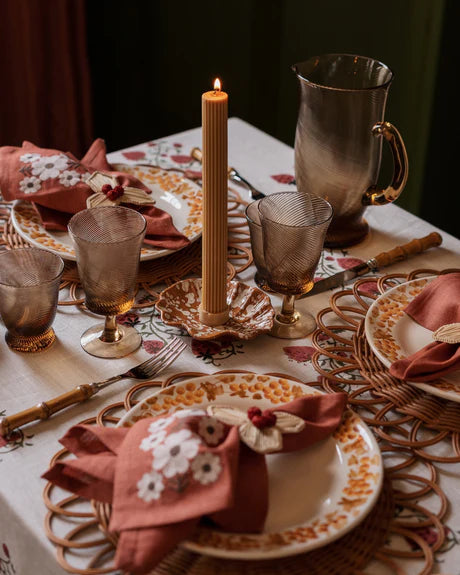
[277,295,299,324]
[270,293,316,339]
[100,315,122,343]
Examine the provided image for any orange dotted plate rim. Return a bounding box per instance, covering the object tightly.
[364,276,460,403]
[117,373,383,560]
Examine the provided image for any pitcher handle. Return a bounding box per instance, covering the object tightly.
[362,121,409,206]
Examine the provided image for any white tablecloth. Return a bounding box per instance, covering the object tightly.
[1,118,459,575]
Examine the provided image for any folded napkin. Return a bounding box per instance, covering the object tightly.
[389,273,460,382]
[43,393,347,574]
[0,139,190,250]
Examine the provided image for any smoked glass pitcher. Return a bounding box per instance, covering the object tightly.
[292,54,408,247]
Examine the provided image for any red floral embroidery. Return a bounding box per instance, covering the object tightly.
[316,332,330,342]
[143,340,165,354]
[173,143,182,148]
[116,312,140,326]
[170,155,193,164]
[271,174,295,184]
[2,544,9,558]
[405,526,449,550]
[191,339,223,357]
[358,281,380,296]
[283,346,316,363]
[336,257,363,270]
[184,169,202,180]
[122,150,146,161]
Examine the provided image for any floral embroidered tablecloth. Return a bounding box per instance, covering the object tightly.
[1,118,459,574]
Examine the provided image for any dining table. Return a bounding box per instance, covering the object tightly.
[0,117,459,575]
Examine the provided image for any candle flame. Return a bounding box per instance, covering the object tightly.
[213,78,221,92]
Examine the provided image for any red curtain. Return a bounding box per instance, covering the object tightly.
[0,0,93,157]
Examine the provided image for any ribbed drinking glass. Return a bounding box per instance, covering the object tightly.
[68,206,146,358]
[0,248,64,352]
[258,192,332,338]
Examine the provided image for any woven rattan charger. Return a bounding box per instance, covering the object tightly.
[312,269,460,463]
[43,369,447,575]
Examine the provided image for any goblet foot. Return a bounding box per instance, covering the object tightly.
[6,328,56,353]
[270,310,316,339]
[81,324,142,358]
[254,271,275,293]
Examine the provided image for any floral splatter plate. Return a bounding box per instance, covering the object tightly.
[155,278,275,341]
[365,277,460,403]
[117,373,383,560]
[10,164,202,262]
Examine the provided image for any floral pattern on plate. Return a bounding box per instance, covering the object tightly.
[365,277,460,403]
[10,164,202,262]
[117,373,383,560]
[155,278,274,341]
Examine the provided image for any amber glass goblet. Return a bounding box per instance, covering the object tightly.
[68,206,146,358]
[258,192,332,338]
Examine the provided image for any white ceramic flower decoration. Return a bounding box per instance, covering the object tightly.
[207,404,305,454]
[85,171,155,209]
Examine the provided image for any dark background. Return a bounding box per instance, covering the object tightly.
[0,0,458,238]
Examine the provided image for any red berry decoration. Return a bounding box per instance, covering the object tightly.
[251,415,265,429]
[247,406,277,429]
[247,406,262,420]
[262,409,277,427]
[112,185,125,200]
[101,184,112,194]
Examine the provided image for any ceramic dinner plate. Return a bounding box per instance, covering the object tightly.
[10,164,202,262]
[118,373,383,560]
[365,277,460,403]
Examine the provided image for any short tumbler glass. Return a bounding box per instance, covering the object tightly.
[68,206,146,359]
[0,248,64,352]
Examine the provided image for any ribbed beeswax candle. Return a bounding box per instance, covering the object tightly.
[199,79,230,326]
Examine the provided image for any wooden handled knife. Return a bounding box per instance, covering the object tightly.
[301,232,443,297]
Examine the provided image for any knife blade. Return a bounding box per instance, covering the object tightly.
[301,232,443,297]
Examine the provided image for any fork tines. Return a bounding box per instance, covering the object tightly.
[141,336,186,379]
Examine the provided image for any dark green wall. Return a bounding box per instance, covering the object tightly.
[88,0,456,236]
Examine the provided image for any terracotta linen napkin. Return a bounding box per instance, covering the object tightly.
[43,392,347,574]
[389,273,460,382]
[0,139,190,250]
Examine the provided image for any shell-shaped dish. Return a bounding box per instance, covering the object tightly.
[155,278,274,340]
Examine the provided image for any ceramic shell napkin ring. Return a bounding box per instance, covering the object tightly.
[86,171,155,209]
[207,404,305,454]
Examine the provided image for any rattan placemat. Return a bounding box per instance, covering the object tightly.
[43,371,447,575]
[312,269,460,463]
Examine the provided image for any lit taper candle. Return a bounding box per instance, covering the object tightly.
[199,78,230,326]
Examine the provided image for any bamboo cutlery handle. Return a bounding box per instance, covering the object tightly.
[371,232,442,269]
[0,384,97,436]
